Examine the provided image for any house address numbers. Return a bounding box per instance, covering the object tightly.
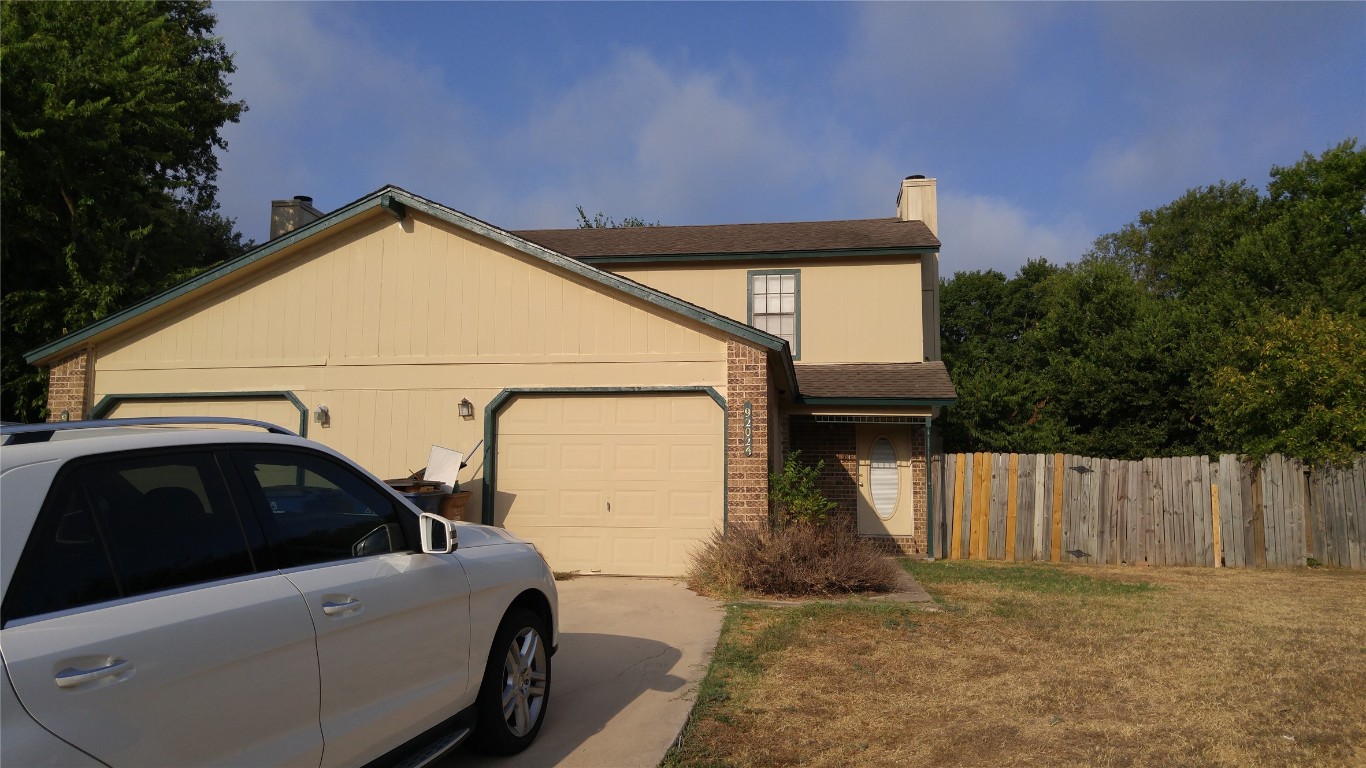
[743,401,753,456]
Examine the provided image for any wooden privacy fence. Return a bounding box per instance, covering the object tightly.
[930,452,1365,570]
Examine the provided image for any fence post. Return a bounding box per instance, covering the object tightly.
[1211,467,1222,568]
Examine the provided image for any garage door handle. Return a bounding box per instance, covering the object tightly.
[322,598,361,616]
[55,659,130,688]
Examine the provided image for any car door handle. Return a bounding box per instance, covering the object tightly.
[322,598,361,616]
[55,659,131,688]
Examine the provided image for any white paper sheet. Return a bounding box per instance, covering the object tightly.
[425,444,464,493]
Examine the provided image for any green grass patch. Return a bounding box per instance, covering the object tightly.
[903,558,1159,597]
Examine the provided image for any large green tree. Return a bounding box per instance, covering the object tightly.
[1,0,247,421]
[1210,309,1366,467]
[940,140,1365,463]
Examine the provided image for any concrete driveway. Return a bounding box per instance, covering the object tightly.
[445,577,724,768]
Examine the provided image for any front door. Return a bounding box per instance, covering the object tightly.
[855,424,918,537]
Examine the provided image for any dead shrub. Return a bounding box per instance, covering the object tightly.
[687,523,902,598]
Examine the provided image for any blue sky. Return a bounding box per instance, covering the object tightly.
[210,1,1364,276]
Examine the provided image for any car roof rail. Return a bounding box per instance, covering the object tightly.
[1,417,299,444]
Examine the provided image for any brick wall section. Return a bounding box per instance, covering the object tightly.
[789,420,858,526]
[791,419,934,558]
[726,340,770,528]
[46,348,92,422]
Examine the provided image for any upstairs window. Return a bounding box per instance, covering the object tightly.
[748,270,800,358]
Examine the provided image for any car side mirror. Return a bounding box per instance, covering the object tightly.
[419,512,457,554]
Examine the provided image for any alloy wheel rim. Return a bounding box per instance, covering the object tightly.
[500,626,547,737]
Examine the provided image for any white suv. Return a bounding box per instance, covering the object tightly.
[0,418,557,767]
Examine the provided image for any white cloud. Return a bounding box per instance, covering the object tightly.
[939,193,1093,276]
[491,50,899,228]
[212,4,906,237]
[838,3,1043,112]
[208,1,1098,275]
[212,3,482,242]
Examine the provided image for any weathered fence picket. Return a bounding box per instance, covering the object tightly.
[934,451,1364,571]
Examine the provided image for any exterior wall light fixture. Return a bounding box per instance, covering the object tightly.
[314,404,330,427]
[458,398,474,419]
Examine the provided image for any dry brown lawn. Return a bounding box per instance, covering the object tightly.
[665,561,1366,768]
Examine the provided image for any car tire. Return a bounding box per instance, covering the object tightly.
[469,607,552,755]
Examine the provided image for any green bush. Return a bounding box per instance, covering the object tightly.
[769,450,837,527]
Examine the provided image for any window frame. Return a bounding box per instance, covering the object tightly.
[746,268,801,360]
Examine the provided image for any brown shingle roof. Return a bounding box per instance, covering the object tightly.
[795,362,956,401]
[512,218,939,260]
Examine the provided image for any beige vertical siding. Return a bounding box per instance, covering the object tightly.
[89,212,730,504]
[608,258,924,363]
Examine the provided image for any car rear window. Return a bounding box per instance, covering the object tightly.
[3,451,257,624]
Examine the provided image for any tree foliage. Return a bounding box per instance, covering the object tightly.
[1,0,247,421]
[575,205,659,229]
[1210,309,1366,467]
[941,140,1366,464]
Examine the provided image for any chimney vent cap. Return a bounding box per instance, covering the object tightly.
[293,195,314,204]
[906,174,926,180]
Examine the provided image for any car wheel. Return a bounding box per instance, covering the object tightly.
[469,607,551,755]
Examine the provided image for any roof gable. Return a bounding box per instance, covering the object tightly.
[25,187,796,376]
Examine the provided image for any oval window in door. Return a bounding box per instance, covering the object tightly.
[870,437,898,520]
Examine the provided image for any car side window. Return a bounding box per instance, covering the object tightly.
[232,449,406,567]
[1,481,119,623]
[2,452,255,624]
[83,453,256,597]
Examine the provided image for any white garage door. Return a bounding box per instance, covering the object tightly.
[103,397,305,436]
[494,393,724,577]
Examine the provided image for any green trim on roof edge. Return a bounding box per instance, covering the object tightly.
[797,396,957,407]
[575,247,937,265]
[25,186,795,376]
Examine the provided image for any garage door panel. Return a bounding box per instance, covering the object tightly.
[611,535,663,569]
[667,491,716,525]
[560,444,604,471]
[558,535,604,568]
[671,537,710,572]
[503,444,550,471]
[614,445,660,472]
[496,393,723,576]
[670,397,715,426]
[557,490,607,520]
[612,490,658,522]
[504,489,549,518]
[563,407,606,428]
[615,397,660,425]
[670,444,717,474]
[499,398,553,430]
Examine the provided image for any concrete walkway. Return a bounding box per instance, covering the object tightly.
[446,577,723,768]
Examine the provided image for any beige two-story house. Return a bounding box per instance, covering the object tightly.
[27,177,955,577]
